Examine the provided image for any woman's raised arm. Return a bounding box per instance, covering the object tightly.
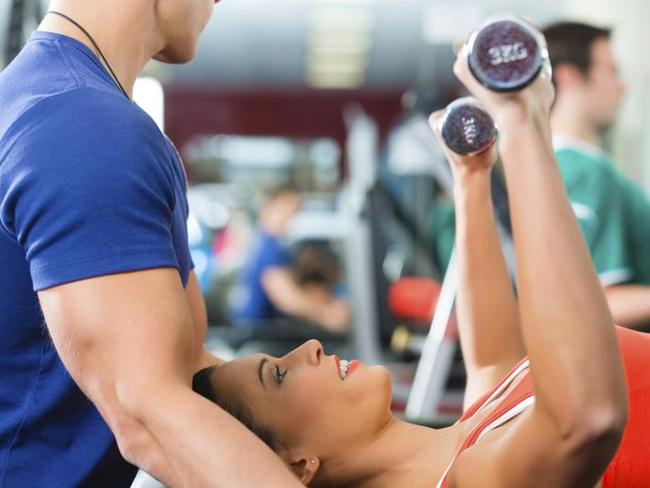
[448,42,627,488]
[431,112,525,410]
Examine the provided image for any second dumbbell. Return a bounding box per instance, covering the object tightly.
[439,97,497,156]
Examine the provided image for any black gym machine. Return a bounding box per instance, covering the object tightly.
[1,0,43,69]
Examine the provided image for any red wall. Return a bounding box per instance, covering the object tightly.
[164,87,405,164]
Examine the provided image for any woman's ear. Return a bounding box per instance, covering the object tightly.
[288,456,320,485]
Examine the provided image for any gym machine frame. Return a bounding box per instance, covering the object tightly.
[2,0,43,68]
[403,115,517,423]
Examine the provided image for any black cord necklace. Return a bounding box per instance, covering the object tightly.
[47,10,130,100]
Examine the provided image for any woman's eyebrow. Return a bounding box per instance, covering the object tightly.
[258,358,269,390]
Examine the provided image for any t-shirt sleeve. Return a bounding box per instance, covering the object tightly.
[559,154,634,286]
[3,89,180,291]
[260,236,291,269]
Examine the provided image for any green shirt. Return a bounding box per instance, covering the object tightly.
[555,141,650,286]
[429,200,455,276]
[429,142,650,285]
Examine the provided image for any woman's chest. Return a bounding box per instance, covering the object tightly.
[457,371,529,441]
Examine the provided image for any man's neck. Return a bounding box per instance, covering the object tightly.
[326,417,460,488]
[38,0,163,98]
[550,101,602,149]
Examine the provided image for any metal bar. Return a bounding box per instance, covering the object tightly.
[343,199,384,366]
[405,249,458,419]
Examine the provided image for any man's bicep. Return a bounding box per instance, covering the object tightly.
[184,271,225,369]
[261,267,305,311]
[38,268,196,404]
[185,271,207,352]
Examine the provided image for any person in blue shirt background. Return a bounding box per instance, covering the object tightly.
[233,186,350,332]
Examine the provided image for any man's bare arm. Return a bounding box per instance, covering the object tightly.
[39,268,302,488]
[262,267,350,332]
[185,271,225,370]
[604,284,650,330]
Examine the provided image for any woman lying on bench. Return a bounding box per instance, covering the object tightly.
[192,43,648,488]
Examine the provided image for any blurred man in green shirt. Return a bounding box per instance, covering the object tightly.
[543,22,650,329]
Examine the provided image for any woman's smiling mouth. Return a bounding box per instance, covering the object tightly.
[335,356,361,380]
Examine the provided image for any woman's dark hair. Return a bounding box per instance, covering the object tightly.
[542,22,612,82]
[192,366,279,451]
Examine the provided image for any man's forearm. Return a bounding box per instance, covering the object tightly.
[605,285,650,330]
[262,268,332,325]
[196,347,225,371]
[132,384,301,488]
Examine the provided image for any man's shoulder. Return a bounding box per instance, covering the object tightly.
[0,87,172,204]
[556,146,646,196]
[16,87,151,132]
[555,145,620,190]
[0,36,154,143]
[256,231,285,253]
[2,87,163,164]
[555,146,612,171]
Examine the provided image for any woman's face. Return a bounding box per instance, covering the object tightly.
[209,340,393,465]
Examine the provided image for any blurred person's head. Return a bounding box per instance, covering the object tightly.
[193,340,393,485]
[258,185,302,236]
[292,243,341,292]
[543,22,625,136]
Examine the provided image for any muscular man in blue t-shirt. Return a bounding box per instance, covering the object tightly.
[0,2,301,487]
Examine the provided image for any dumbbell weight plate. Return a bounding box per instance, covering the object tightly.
[467,15,547,92]
[440,97,497,156]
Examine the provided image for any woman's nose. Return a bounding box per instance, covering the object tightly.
[303,339,323,365]
[284,339,323,366]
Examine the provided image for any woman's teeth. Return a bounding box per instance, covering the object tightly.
[339,360,349,380]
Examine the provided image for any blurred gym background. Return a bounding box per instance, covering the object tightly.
[2,0,648,424]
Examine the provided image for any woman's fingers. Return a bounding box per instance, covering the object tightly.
[428,110,445,142]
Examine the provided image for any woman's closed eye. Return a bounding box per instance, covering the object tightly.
[275,365,287,385]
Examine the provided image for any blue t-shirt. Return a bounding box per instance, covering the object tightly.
[232,230,290,323]
[0,32,193,487]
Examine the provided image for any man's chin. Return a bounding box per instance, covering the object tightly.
[154,48,196,65]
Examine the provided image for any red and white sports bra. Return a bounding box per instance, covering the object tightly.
[438,327,650,488]
[436,358,535,488]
